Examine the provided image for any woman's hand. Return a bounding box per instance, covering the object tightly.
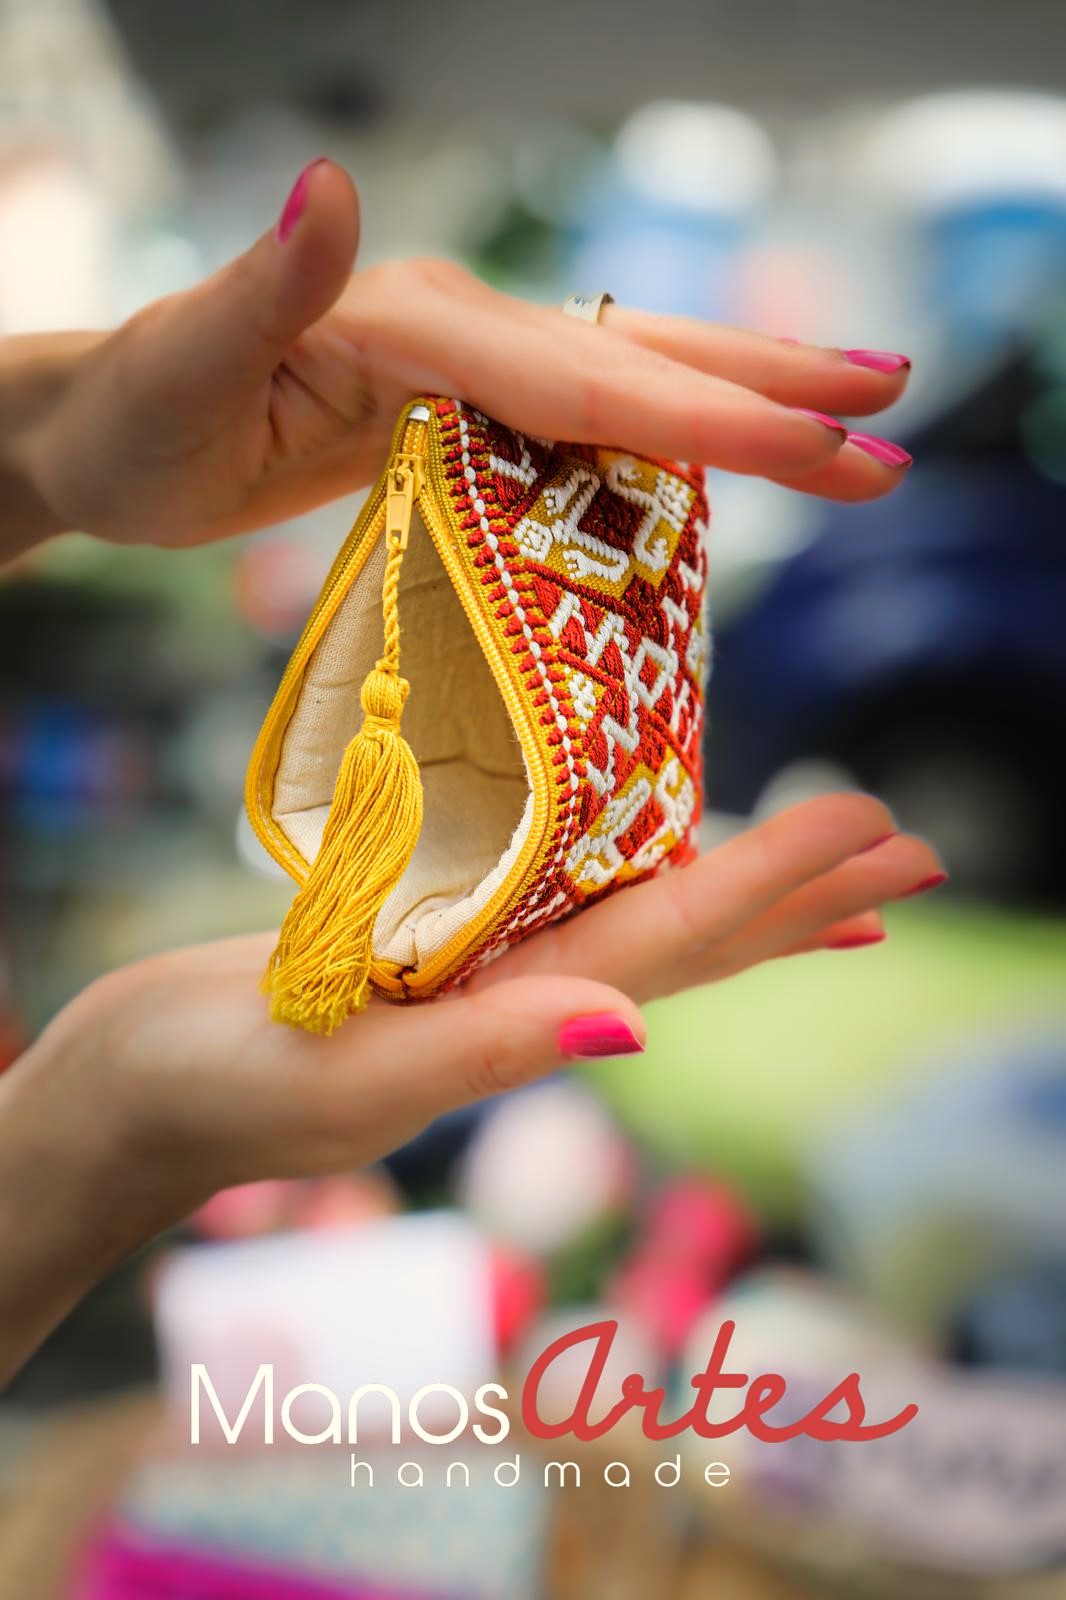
[0,793,943,1383]
[9,159,912,556]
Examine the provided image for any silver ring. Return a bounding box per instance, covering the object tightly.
[562,291,615,325]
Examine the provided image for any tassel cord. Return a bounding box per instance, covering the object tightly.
[263,492,424,1034]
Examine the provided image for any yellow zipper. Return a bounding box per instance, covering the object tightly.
[246,398,558,998]
[245,407,430,883]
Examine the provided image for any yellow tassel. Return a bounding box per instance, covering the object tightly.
[264,509,423,1034]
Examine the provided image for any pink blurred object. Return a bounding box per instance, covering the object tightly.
[293,1172,400,1233]
[74,1523,447,1600]
[191,1173,400,1243]
[0,955,26,1072]
[609,1258,712,1358]
[191,1182,296,1242]
[645,1177,759,1279]
[233,539,323,637]
[0,1016,24,1074]
[489,1245,546,1356]
[608,1178,760,1358]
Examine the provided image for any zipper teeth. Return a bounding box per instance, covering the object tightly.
[246,402,557,973]
[274,415,428,677]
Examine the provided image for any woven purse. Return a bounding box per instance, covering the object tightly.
[246,396,710,1033]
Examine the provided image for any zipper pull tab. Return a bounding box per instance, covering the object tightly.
[386,453,425,551]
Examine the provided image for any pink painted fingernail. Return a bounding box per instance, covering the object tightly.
[897,871,949,899]
[847,432,913,469]
[796,409,848,440]
[558,1014,645,1059]
[858,831,898,855]
[828,931,886,950]
[275,158,327,243]
[842,349,911,374]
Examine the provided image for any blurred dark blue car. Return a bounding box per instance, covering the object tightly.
[705,342,1066,901]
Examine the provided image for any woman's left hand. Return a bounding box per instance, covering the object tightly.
[9,159,912,556]
[0,793,942,1384]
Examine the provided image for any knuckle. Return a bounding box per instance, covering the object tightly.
[460,1041,538,1102]
[458,993,547,1102]
[660,866,710,949]
[461,1053,501,1101]
[570,371,610,436]
[731,818,780,895]
[215,251,282,349]
[847,791,896,838]
[811,789,893,842]
[396,254,470,297]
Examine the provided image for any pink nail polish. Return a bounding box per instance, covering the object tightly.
[847,432,913,469]
[842,349,911,374]
[796,409,848,440]
[558,1014,644,1059]
[897,871,949,899]
[275,158,328,243]
[828,932,886,950]
[857,831,898,855]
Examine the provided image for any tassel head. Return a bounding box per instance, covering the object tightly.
[263,664,423,1034]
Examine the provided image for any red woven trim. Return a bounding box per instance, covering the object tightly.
[434,403,582,966]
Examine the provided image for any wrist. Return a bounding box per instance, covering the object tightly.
[0,332,105,559]
[0,1013,194,1385]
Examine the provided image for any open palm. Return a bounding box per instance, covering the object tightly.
[24,793,938,1214]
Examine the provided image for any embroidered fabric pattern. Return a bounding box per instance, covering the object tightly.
[435,398,708,981]
[249,394,710,1025]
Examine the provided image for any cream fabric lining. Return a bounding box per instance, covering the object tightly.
[272,513,533,971]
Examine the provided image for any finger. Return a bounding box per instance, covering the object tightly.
[297,975,646,1137]
[353,264,848,479]
[769,431,913,502]
[699,833,943,983]
[603,307,910,419]
[477,793,896,1003]
[784,909,886,954]
[143,159,360,414]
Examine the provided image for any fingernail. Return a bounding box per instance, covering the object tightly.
[828,932,886,950]
[558,1014,645,1060]
[796,409,848,440]
[842,349,911,374]
[858,831,898,855]
[847,432,913,469]
[897,871,949,899]
[275,158,327,243]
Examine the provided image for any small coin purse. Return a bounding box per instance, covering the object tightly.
[246,397,710,1033]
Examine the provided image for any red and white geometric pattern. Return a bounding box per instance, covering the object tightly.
[436,398,709,980]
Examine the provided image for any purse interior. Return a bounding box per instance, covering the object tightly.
[270,512,534,972]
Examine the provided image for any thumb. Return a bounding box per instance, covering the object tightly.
[390,975,647,1117]
[153,158,359,409]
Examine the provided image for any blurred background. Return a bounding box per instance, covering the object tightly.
[2,0,1066,1595]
